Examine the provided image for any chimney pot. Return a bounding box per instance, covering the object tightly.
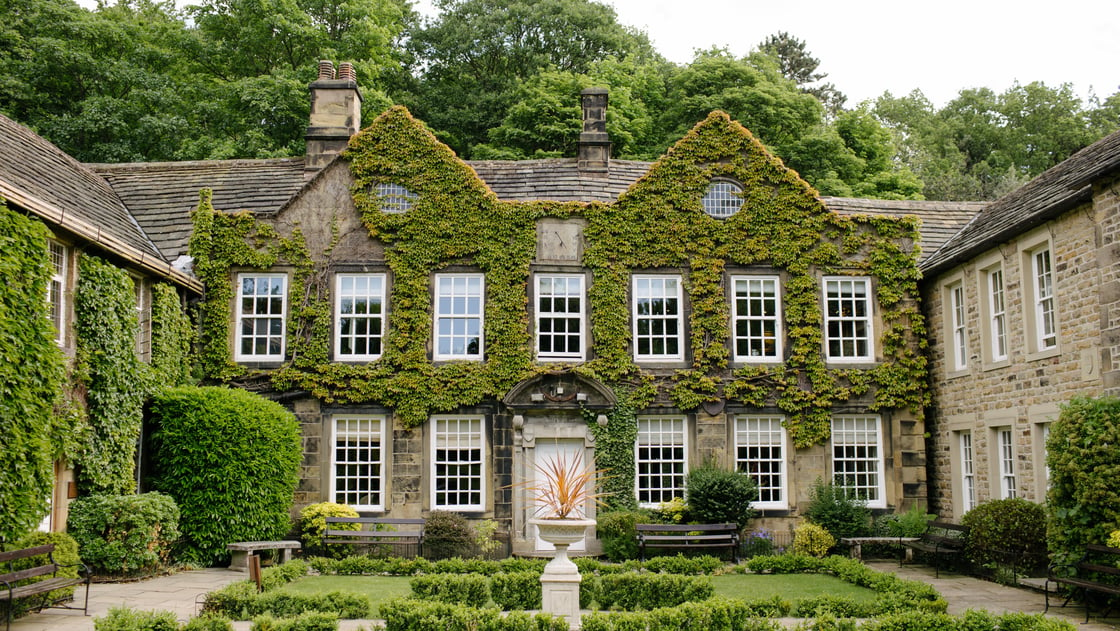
[339,62,356,82]
[318,60,335,80]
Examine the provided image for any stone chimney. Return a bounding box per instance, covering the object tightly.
[578,88,611,173]
[305,60,362,177]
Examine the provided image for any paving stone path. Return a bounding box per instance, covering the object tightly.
[7,561,1118,630]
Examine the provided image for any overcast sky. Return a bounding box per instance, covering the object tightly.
[408,0,1119,107]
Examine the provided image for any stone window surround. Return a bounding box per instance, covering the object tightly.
[939,271,969,377]
[533,272,586,362]
[730,274,783,363]
[233,271,288,363]
[1029,402,1059,500]
[974,252,1011,370]
[334,272,387,361]
[330,414,387,511]
[635,415,689,508]
[1018,228,1060,361]
[982,410,1019,500]
[428,414,487,512]
[944,413,978,519]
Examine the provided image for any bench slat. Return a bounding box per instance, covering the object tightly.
[0,577,85,601]
[0,545,55,564]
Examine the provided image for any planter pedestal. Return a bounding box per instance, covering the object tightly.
[529,518,594,630]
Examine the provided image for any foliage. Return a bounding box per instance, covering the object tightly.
[581,598,786,631]
[489,571,541,609]
[379,598,568,631]
[248,612,339,631]
[595,572,714,609]
[792,522,836,558]
[685,463,757,526]
[422,511,475,560]
[595,509,655,561]
[409,573,490,604]
[149,386,301,566]
[961,498,1047,570]
[150,283,194,387]
[1109,531,1120,549]
[1047,396,1120,567]
[859,610,1075,631]
[873,504,935,538]
[182,615,235,631]
[311,555,545,576]
[297,502,360,559]
[742,529,778,558]
[803,479,871,539]
[0,531,82,621]
[471,519,503,557]
[93,606,180,631]
[757,31,845,114]
[0,203,66,543]
[204,561,369,621]
[66,492,180,576]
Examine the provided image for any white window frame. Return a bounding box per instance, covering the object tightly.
[335,273,386,361]
[431,416,485,511]
[959,431,976,512]
[234,273,287,362]
[535,274,585,361]
[434,274,485,361]
[375,182,418,213]
[823,277,874,362]
[330,415,386,511]
[731,275,782,362]
[47,240,67,346]
[701,180,743,218]
[987,267,1008,362]
[1030,247,1057,352]
[998,428,1017,499]
[735,415,788,510]
[635,416,687,508]
[830,415,886,509]
[948,281,968,372]
[133,276,151,363]
[632,275,684,361]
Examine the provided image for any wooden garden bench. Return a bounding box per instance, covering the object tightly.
[903,520,969,577]
[635,523,740,562]
[1045,543,1120,622]
[323,517,426,556]
[0,544,90,631]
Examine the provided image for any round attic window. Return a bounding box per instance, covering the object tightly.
[702,180,743,218]
[375,182,418,213]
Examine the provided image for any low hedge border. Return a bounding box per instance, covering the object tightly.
[309,554,723,577]
[379,599,568,631]
[202,560,371,621]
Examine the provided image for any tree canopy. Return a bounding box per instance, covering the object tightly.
[1,0,1117,200]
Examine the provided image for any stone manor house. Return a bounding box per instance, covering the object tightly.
[4,61,1119,554]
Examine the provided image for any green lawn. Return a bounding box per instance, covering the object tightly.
[279,573,877,613]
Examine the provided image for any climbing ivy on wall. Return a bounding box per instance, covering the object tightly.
[150,282,194,386]
[74,255,146,495]
[189,106,927,450]
[0,201,67,542]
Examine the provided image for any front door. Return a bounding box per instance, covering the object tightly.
[531,439,587,552]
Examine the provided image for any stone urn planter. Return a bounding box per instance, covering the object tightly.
[529,517,595,630]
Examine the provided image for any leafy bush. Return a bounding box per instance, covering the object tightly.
[581,598,787,631]
[858,610,1075,631]
[1047,396,1120,567]
[803,479,871,539]
[471,519,503,557]
[874,504,934,538]
[641,554,723,575]
[202,560,365,621]
[409,573,490,604]
[596,509,654,561]
[596,572,714,610]
[149,386,301,566]
[93,606,179,631]
[182,614,235,631]
[423,511,475,559]
[684,463,757,527]
[1109,530,1120,549]
[489,571,541,609]
[379,599,567,631]
[297,502,359,559]
[962,498,1048,575]
[792,522,836,557]
[0,531,82,621]
[67,492,180,576]
[742,529,777,558]
[248,612,339,631]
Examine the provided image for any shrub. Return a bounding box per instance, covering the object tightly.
[297,502,359,559]
[874,503,934,538]
[596,572,714,610]
[742,529,777,558]
[792,522,836,557]
[596,509,654,561]
[1109,530,1120,549]
[67,492,180,576]
[0,531,82,621]
[379,599,567,631]
[149,386,301,566]
[471,519,503,557]
[249,612,339,631]
[423,511,474,559]
[489,571,541,609]
[803,478,871,539]
[641,554,723,575]
[182,614,235,631]
[1047,396,1120,567]
[684,463,757,527]
[93,606,180,631]
[962,498,1048,576]
[581,598,786,631]
[409,573,489,604]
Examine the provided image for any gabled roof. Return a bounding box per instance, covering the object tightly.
[921,127,1120,275]
[0,115,194,283]
[90,158,306,261]
[467,158,651,203]
[821,197,986,263]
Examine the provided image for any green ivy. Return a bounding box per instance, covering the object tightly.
[0,201,67,542]
[150,282,194,386]
[74,254,146,495]
[189,107,927,450]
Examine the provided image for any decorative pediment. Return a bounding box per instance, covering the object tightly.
[503,372,617,411]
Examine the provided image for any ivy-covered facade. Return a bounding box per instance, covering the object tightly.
[178,67,934,554]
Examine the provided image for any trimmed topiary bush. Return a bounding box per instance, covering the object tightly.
[962,498,1048,578]
[93,606,179,630]
[67,492,180,576]
[792,522,836,558]
[149,386,301,566]
[684,463,757,527]
[297,502,359,559]
[423,511,474,559]
[803,478,871,540]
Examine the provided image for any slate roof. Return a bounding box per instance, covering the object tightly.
[921,128,1120,275]
[89,158,307,261]
[0,114,164,263]
[467,158,652,202]
[820,197,986,263]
